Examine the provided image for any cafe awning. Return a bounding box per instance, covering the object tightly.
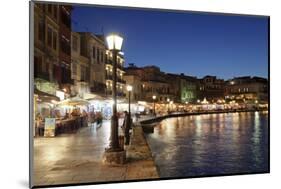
[34,88,60,102]
[83,93,107,101]
[58,97,90,106]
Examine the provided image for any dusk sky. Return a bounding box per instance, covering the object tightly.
[72,5,268,79]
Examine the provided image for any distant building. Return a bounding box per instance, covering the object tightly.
[124,65,176,102]
[123,74,142,102]
[179,74,198,103]
[198,76,225,102]
[225,76,268,103]
[166,73,198,103]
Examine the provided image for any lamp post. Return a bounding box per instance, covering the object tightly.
[152,95,156,116]
[106,33,123,151]
[126,85,132,118]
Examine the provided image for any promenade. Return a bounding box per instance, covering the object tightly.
[33,120,158,187]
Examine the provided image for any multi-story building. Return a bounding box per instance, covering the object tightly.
[198,75,225,102]
[79,33,107,95]
[165,73,198,103]
[74,32,126,98]
[71,32,90,97]
[34,3,72,95]
[178,74,198,103]
[123,74,143,102]
[225,76,268,103]
[124,65,177,103]
[105,50,126,98]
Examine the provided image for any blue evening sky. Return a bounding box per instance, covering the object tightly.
[72,5,268,79]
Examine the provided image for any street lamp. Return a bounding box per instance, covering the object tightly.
[106,33,123,151]
[126,85,133,118]
[152,95,156,116]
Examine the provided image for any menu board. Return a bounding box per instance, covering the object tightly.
[44,118,56,137]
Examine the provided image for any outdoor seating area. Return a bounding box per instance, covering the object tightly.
[35,115,88,137]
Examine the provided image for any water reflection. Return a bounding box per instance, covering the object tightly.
[145,112,269,178]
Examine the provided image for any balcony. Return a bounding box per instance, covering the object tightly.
[90,82,106,94]
[117,63,124,70]
[106,60,113,65]
[105,74,113,80]
[117,78,126,84]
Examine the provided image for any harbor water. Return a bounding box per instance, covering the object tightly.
[145,111,269,178]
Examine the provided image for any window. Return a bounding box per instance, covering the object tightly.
[92,46,96,58]
[47,27,52,47]
[97,48,100,62]
[48,4,52,14]
[61,7,71,28]
[47,26,58,50]
[72,35,78,51]
[72,62,77,76]
[101,52,104,62]
[34,56,42,73]
[38,20,44,41]
[53,31,57,50]
[42,61,49,73]
[60,36,70,55]
[53,5,57,19]
[80,66,87,81]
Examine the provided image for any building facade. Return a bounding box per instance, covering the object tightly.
[198,75,225,102]
[225,76,268,103]
[34,3,72,96]
[123,74,143,102]
[124,65,179,103]
[104,50,126,98]
[71,32,91,97]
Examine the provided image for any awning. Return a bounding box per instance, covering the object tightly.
[83,93,107,101]
[34,88,60,102]
[58,97,90,106]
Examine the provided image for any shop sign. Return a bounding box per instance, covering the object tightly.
[44,118,56,137]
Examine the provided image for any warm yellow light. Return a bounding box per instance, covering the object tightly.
[51,100,57,104]
[152,95,156,100]
[56,90,65,101]
[167,98,170,102]
[106,34,123,51]
[126,85,133,91]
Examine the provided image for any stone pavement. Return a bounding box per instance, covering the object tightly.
[33,120,158,187]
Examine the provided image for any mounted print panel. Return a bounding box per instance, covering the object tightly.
[29,1,269,188]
